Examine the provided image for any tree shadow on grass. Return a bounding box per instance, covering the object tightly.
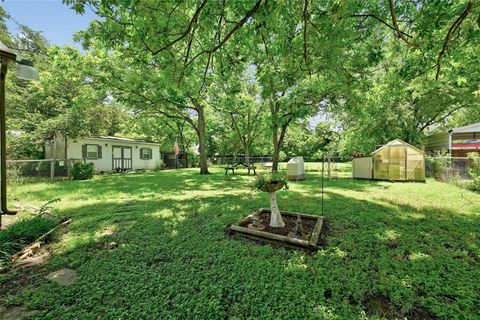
[21,169,257,203]
[289,174,385,193]
[3,176,480,319]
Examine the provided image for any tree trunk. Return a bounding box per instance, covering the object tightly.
[268,192,284,227]
[244,144,250,165]
[64,135,70,178]
[272,123,279,173]
[197,106,209,174]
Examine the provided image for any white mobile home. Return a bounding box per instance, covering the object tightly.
[45,135,161,172]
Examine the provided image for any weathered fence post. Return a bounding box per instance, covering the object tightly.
[66,159,73,178]
[50,159,55,182]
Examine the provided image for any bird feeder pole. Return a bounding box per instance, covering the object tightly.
[0,41,39,229]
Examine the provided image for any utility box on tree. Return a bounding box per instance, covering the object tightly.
[287,156,305,181]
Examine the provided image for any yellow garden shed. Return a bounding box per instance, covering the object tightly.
[353,139,425,181]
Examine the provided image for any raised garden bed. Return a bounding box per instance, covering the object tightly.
[229,208,323,251]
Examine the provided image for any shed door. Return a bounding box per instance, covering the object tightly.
[389,146,406,180]
[112,146,132,171]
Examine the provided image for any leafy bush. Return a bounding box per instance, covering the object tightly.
[467,176,480,192]
[467,152,480,177]
[6,163,25,185]
[426,150,451,181]
[466,153,480,192]
[155,160,165,171]
[71,162,95,180]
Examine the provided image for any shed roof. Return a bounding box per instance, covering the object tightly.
[451,122,480,133]
[371,139,424,155]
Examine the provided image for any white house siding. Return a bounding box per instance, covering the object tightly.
[46,136,160,172]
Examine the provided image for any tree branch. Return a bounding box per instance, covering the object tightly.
[303,0,311,76]
[352,13,412,38]
[388,0,415,46]
[144,0,209,55]
[184,0,263,69]
[435,1,473,80]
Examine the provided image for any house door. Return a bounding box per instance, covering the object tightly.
[112,146,132,171]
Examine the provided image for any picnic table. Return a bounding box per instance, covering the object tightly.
[224,162,256,175]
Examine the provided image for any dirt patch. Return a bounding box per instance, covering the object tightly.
[317,219,332,248]
[408,305,440,320]
[0,306,39,320]
[323,289,333,299]
[14,251,50,269]
[89,240,121,251]
[239,212,317,237]
[364,294,439,320]
[364,294,395,318]
[0,265,49,298]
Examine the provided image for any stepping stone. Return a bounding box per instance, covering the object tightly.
[115,220,135,226]
[0,306,39,320]
[45,268,77,286]
[99,228,125,237]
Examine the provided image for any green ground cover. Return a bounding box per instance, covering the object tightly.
[1,167,479,319]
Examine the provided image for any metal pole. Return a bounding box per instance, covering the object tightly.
[321,153,325,217]
[0,57,17,228]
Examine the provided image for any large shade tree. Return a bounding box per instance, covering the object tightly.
[66,0,271,174]
[65,0,480,163]
[210,65,267,164]
[334,1,480,154]
[0,8,120,159]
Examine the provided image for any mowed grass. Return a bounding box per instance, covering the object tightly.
[1,167,479,319]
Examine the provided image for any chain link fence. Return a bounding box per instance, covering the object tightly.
[208,156,352,175]
[425,157,472,181]
[6,159,84,183]
[211,156,351,164]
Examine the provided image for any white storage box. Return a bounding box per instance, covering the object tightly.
[352,157,373,179]
[287,156,305,180]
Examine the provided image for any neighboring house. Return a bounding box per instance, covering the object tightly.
[423,122,480,157]
[45,135,161,172]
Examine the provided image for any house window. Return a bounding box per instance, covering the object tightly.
[140,148,152,160]
[82,144,101,159]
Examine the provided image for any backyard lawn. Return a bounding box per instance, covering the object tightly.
[1,168,479,319]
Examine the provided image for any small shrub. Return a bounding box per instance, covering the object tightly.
[71,162,95,180]
[466,153,480,193]
[155,160,165,171]
[467,176,480,192]
[467,152,480,178]
[427,150,451,181]
[6,163,25,185]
